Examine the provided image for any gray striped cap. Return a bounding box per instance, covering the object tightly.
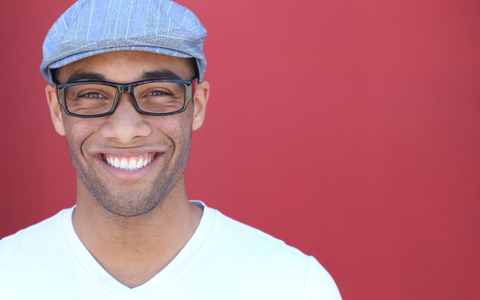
[40,0,207,84]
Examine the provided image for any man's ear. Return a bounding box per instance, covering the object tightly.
[192,81,210,131]
[45,84,66,136]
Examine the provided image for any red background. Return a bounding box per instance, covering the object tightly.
[1,0,479,299]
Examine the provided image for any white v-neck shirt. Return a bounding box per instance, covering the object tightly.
[0,201,341,299]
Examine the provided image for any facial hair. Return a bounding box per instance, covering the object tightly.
[66,131,192,217]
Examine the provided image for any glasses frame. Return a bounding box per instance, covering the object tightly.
[56,78,196,118]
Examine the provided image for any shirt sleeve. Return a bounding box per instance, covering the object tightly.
[301,256,342,300]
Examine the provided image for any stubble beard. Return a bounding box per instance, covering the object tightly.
[66,135,191,217]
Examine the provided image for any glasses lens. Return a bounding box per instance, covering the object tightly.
[65,84,116,115]
[134,82,186,114]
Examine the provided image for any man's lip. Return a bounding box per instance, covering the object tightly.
[91,147,165,157]
[87,147,166,178]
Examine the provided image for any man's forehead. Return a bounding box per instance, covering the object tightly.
[57,51,193,83]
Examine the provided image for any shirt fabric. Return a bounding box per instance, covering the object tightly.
[0,201,341,299]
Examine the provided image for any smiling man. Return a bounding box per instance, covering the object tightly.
[0,0,341,299]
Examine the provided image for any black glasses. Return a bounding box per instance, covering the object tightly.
[56,79,195,118]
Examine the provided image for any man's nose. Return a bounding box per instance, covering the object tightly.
[99,92,152,144]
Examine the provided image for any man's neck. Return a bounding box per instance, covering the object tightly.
[72,177,203,288]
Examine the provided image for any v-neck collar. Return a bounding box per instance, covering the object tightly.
[62,201,215,299]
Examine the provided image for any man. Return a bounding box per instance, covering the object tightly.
[0,0,341,299]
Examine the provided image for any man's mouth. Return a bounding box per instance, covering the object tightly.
[102,153,156,171]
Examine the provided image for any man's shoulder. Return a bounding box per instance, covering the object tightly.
[209,207,307,255]
[0,207,98,299]
[0,208,71,260]
[208,209,313,278]
[195,205,342,299]
[210,207,305,257]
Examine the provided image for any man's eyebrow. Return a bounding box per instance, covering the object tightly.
[142,70,182,80]
[65,70,183,83]
[66,72,106,83]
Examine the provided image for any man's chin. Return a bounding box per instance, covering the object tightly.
[91,189,165,217]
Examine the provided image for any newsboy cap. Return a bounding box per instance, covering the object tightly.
[40,0,207,84]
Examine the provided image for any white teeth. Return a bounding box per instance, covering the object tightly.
[128,159,137,170]
[120,158,128,169]
[105,155,154,171]
[137,158,143,169]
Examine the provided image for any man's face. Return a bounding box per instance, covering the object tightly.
[46,51,208,217]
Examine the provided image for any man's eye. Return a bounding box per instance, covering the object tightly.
[80,92,104,99]
[147,90,170,96]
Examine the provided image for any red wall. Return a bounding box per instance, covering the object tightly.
[1,0,479,299]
